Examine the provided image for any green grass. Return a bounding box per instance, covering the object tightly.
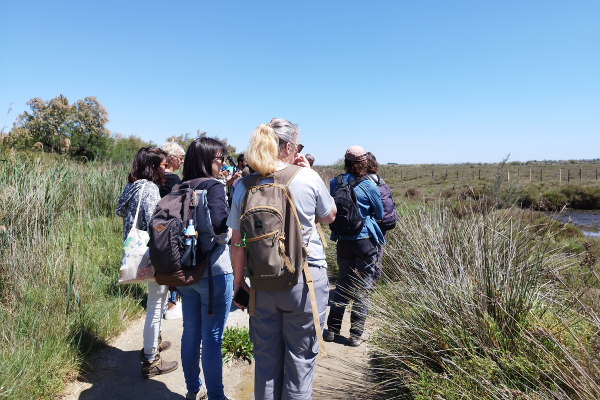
[0,152,146,399]
[314,161,600,210]
[221,326,253,364]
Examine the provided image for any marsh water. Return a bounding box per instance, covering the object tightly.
[545,210,600,237]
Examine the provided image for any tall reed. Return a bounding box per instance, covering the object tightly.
[0,153,144,399]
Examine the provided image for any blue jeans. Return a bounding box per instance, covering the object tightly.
[178,273,233,399]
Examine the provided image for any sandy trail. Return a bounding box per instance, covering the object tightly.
[59,287,368,400]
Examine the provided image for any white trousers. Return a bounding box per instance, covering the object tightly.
[143,281,168,361]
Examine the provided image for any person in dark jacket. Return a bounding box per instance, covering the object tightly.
[160,141,185,320]
[116,147,178,378]
[161,137,234,400]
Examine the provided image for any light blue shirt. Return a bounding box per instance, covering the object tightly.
[329,173,385,245]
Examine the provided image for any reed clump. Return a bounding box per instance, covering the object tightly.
[368,201,600,399]
[0,153,145,399]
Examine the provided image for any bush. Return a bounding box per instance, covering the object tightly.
[221,326,253,364]
[366,202,600,399]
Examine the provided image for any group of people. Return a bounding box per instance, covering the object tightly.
[116,118,394,400]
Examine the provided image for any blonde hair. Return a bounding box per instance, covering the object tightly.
[246,118,300,175]
[246,124,279,175]
[161,141,185,160]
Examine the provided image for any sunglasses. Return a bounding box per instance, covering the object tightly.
[159,162,168,166]
[213,156,225,162]
[288,142,304,153]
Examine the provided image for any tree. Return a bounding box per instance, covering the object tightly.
[164,130,238,160]
[9,95,111,159]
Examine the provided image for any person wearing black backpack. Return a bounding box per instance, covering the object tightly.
[324,146,384,347]
[365,152,399,283]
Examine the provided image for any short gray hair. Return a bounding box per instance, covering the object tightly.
[268,118,299,153]
[161,141,185,158]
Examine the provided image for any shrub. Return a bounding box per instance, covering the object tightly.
[221,326,253,364]
[367,202,600,399]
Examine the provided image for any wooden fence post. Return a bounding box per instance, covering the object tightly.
[580,168,582,181]
[432,169,434,178]
[446,170,447,178]
[479,169,481,180]
[529,168,532,182]
[568,169,570,183]
[559,169,561,182]
[508,170,510,181]
[540,169,543,182]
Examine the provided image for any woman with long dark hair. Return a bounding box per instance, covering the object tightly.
[116,147,178,377]
[165,137,234,400]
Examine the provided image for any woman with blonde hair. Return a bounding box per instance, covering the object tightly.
[227,118,337,400]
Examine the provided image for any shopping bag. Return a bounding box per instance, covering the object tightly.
[117,183,156,285]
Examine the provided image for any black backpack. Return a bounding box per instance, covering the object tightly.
[367,174,399,233]
[329,175,366,236]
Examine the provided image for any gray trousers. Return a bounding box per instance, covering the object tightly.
[250,265,329,400]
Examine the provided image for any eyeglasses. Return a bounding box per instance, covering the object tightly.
[287,142,304,153]
[159,162,168,166]
[213,156,225,163]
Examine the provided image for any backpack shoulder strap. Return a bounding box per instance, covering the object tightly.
[349,176,366,188]
[241,173,265,191]
[335,174,344,187]
[273,165,302,187]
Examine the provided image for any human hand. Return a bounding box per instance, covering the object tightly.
[294,154,310,168]
[233,280,251,311]
[233,170,242,180]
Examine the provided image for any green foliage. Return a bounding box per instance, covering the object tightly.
[221,326,253,364]
[366,201,600,399]
[0,152,145,399]
[105,134,152,163]
[8,95,112,160]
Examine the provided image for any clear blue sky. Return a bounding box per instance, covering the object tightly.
[1,1,598,165]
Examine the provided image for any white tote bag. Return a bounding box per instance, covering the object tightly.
[117,183,156,285]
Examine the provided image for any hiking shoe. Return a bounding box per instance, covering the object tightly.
[324,329,337,342]
[185,385,207,400]
[141,353,178,378]
[164,301,183,320]
[349,332,370,347]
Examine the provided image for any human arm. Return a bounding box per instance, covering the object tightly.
[143,184,161,231]
[205,181,229,235]
[317,204,337,224]
[226,170,242,186]
[365,182,384,220]
[231,229,250,310]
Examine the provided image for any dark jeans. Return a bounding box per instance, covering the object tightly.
[327,238,377,337]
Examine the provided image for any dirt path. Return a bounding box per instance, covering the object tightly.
[59,288,368,400]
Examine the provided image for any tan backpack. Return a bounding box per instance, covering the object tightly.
[240,165,327,357]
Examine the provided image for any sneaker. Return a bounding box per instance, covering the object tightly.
[185,385,207,400]
[349,331,370,347]
[164,301,183,320]
[323,329,337,342]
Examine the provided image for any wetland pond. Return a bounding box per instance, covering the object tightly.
[545,210,600,237]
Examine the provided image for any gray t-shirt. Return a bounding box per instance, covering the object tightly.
[227,162,335,267]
